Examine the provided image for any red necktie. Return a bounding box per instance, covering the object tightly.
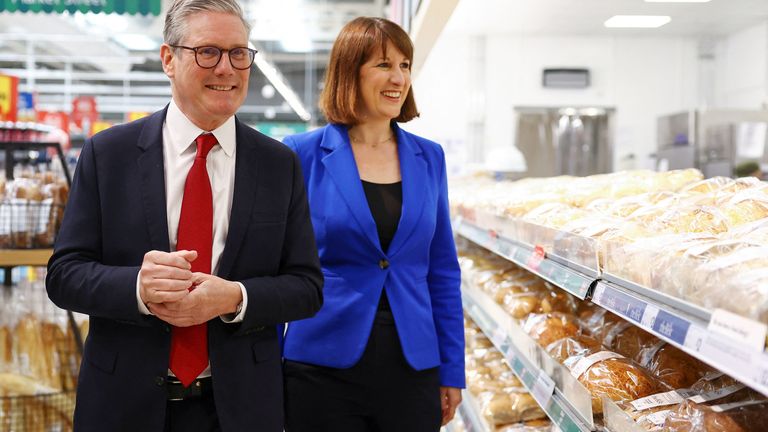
[169,133,217,387]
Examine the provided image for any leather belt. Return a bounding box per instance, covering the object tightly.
[166,376,213,401]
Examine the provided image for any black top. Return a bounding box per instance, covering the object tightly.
[361,180,402,312]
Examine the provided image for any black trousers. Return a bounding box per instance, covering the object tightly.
[164,393,221,432]
[284,310,442,432]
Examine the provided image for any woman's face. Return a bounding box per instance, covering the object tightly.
[357,41,412,123]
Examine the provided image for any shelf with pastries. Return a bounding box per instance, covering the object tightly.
[461,275,594,432]
[459,242,768,431]
[450,171,768,401]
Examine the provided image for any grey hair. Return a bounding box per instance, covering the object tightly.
[163,0,252,46]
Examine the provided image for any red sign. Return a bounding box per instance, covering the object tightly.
[0,74,19,121]
[37,110,71,151]
[71,95,99,131]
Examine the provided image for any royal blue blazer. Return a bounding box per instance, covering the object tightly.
[283,123,465,388]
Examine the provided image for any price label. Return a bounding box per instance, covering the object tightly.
[708,308,768,352]
[683,324,707,354]
[592,283,606,304]
[526,245,546,270]
[531,371,556,407]
[641,304,660,329]
[652,310,691,345]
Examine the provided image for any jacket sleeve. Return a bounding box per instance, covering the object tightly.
[46,138,149,326]
[234,149,323,333]
[427,145,466,388]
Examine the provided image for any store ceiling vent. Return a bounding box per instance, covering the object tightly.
[542,68,590,89]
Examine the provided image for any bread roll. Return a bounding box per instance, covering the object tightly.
[523,313,581,348]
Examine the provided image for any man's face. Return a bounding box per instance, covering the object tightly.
[161,11,250,131]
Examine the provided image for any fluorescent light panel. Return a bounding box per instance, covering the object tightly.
[604,15,671,28]
[645,0,710,3]
[253,54,311,121]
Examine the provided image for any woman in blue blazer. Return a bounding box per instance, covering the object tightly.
[282,17,464,431]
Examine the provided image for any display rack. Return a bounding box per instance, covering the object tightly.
[0,136,81,353]
[462,282,594,432]
[450,390,492,432]
[454,212,768,404]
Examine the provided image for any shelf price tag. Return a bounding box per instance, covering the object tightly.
[526,245,546,271]
[708,308,768,353]
[683,324,707,354]
[652,310,691,346]
[531,371,556,407]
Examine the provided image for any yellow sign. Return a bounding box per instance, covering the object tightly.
[91,121,113,135]
[0,75,19,121]
[127,111,150,122]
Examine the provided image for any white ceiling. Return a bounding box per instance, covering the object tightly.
[445,0,768,37]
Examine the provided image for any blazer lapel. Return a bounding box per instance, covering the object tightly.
[136,107,171,252]
[387,125,426,257]
[217,118,259,279]
[321,124,382,253]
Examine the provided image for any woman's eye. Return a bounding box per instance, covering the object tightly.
[377,62,390,68]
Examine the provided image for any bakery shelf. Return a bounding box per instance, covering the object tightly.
[454,216,594,300]
[456,212,768,399]
[453,390,492,432]
[592,278,768,398]
[462,282,594,432]
[0,248,53,267]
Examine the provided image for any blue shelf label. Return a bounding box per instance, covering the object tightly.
[596,287,647,324]
[652,310,691,345]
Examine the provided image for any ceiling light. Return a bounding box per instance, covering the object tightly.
[251,44,311,121]
[604,15,671,28]
[644,0,710,3]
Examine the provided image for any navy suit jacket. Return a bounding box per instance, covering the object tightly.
[46,107,323,432]
[283,123,465,388]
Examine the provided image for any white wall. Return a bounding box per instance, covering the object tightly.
[714,22,768,109]
[409,33,700,172]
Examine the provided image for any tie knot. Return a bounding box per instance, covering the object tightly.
[195,133,218,159]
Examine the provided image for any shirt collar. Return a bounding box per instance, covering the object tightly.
[166,99,236,157]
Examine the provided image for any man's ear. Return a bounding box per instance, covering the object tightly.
[160,44,175,78]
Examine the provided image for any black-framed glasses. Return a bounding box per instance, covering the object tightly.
[170,45,257,70]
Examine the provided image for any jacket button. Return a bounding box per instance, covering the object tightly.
[379,259,389,269]
[155,376,165,386]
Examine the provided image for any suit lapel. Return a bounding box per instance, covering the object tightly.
[321,124,382,253]
[217,118,259,279]
[387,125,426,257]
[136,107,171,252]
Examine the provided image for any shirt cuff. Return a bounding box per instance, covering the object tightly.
[136,272,152,315]
[220,282,247,323]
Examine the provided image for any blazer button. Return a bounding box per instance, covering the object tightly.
[155,376,165,387]
[379,259,389,270]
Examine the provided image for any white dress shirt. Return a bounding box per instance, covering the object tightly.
[136,99,248,327]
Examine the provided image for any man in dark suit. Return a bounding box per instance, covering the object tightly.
[45,1,322,431]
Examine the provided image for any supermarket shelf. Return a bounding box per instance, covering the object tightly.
[453,390,492,432]
[455,217,594,299]
[463,283,594,432]
[0,249,53,266]
[456,213,768,399]
[592,279,768,398]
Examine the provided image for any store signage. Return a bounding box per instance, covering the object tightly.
[0,74,19,122]
[71,95,99,133]
[0,0,161,15]
[17,91,35,121]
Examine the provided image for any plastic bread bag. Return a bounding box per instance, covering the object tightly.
[502,291,546,320]
[653,168,704,192]
[490,272,543,305]
[662,399,768,432]
[647,205,731,235]
[608,324,661,361]
[522,313,581,348]
[717,188,768,227]
[678,177,738,195]
[648,236,737,300]
[522,202,589,230]
[545,334,602,364]
[582,310,625,343]
[617,388,701,431]
[689,245,768,323]
[641,343,716,390]
[477,388,547,426]
[565,349,665,414]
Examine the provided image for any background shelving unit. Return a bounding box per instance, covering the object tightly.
[454,210,768,431]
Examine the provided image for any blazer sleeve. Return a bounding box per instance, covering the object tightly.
[233,149,323,333]
[46,138,148,325]
[428,145,466,388]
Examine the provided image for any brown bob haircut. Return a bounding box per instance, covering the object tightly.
[320,17,420,125]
